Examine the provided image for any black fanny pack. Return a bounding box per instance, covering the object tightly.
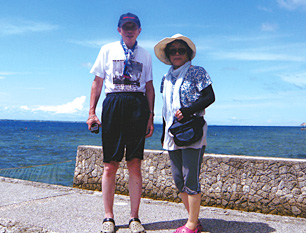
[169,116,205,147]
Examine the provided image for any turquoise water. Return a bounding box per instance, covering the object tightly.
[0,120,305,186]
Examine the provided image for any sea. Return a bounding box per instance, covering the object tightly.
[0,120,305,187]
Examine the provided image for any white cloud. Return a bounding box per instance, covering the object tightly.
[69,39,111,48]
[0,18,58,36]
[138,39,159,50]
[25,87,45,90]
[21,96,86,114]
[0,72,16,80]
[208,34,280,43]
[261,23,278,32]
[20,106,30,111]
[280,72,306,87]
[70,38,156,51]
[258,6,273,13]
[253,64,291,73]
[0,72,16,75]
[81,62,93,69]
[277,0,306,10]
[212,51,305,62]
[232,94,282,102]
[0,71,34,80]
[197,35,306,62]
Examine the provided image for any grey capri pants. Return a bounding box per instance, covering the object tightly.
[168,146,205,195]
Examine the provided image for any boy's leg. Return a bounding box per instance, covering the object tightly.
[127,158,142,218]
[102,161,120,219]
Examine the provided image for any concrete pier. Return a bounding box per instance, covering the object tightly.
[74,146,306,218]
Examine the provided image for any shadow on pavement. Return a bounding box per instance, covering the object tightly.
[117,218,276,233]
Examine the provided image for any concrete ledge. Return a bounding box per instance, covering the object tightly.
[73,145,306,218]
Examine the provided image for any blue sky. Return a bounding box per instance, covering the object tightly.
[1,0,306,126]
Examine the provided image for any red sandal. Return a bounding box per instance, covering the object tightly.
[173,225,200,233]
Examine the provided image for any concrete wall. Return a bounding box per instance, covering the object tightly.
[73,145,306,218]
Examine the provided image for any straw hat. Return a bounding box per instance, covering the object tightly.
[154,34,196,65]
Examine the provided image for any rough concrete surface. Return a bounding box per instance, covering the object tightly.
[1,176,306,233]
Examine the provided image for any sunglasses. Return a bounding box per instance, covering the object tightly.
[169,48,187,56]
[122,23,138,31]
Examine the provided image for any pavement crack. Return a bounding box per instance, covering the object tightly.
[0,191,75,210]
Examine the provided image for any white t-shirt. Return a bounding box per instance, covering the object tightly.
[90,41,153,94]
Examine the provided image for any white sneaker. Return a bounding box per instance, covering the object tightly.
[101,218,115,233]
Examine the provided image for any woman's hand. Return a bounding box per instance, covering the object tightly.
[175,109,184,121]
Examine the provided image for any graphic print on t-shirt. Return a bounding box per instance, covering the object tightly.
[112,60,143,92]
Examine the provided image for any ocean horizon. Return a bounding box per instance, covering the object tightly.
[1,119,305,186]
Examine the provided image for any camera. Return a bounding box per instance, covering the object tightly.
[90,123,99,134]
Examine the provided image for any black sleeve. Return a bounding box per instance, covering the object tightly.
[161,118,165,145]
[180,84,215,118]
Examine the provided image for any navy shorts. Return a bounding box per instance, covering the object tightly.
[101,92,149,163]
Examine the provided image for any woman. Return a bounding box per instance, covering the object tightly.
[154,34,215,233]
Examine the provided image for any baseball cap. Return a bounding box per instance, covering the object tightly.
[118,12,141,28]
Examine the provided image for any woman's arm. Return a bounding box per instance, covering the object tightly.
[180,84,215,118]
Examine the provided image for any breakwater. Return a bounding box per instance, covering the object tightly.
[73,145,306,218]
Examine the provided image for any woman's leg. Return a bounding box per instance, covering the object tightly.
[169,147,205,231]
[168,150,184,193]
[185,193,202,230]
[180,192,189,212]
[181,147,205,230]
[180,192,202,230]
